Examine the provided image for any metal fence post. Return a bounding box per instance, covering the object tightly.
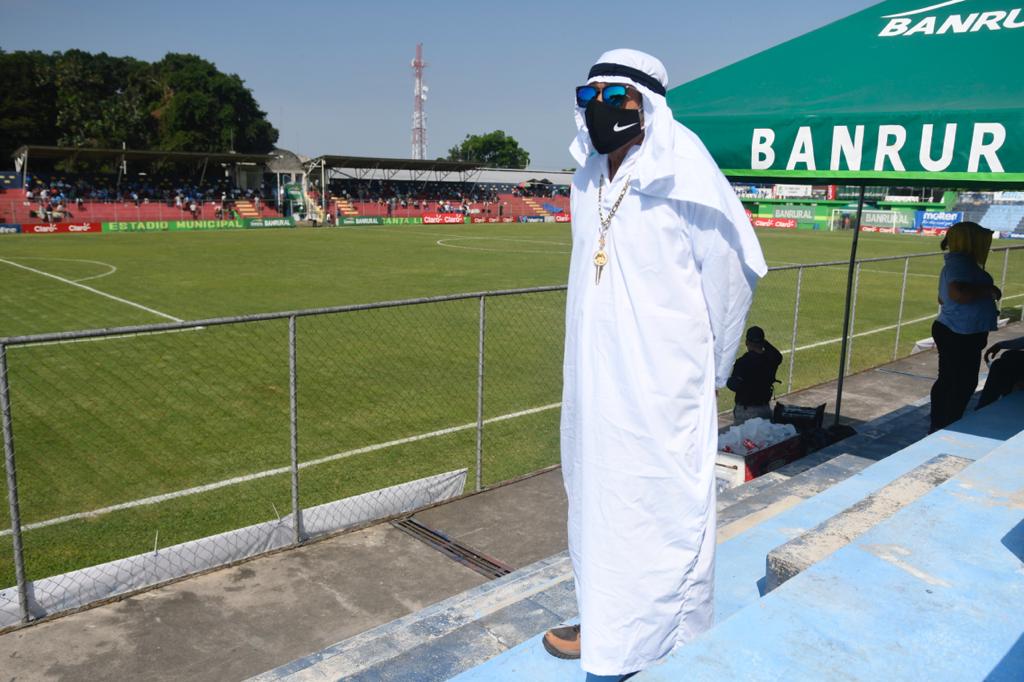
[786,267,804,394]
[1000,247,1010,296]
[475,295,486,492]
[893,256,910,360]
[0,344,29,624]
[288,316,302,544]
[845,263,862,376]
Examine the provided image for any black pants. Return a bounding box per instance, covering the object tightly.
[929,321,988,432]
[977,350,1024,410]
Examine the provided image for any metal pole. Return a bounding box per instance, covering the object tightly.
[786,267,804,394]
[833,185,866,426]
[475,295,486,492]
[893,256,910,360]
[0,345,29,623]
[288,316,302,544]
[321,160,327,219]
[845,263,862,376]
[1000,247,1009,296]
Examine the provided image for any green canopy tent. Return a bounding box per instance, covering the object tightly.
[667,0,1024,421]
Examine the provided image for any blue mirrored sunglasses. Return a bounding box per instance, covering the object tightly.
[575,84,630,109]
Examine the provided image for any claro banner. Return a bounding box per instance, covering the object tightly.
[23,222,103,234]
[752,217,797,229]
[422,214,469,224]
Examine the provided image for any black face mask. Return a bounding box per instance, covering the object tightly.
[585,98,642,155]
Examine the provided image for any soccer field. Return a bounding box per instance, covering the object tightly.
[1,224,1022,588]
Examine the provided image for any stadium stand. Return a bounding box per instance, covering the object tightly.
[1,173,283,224]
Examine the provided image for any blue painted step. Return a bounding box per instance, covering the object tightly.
[638,427,1024,681]
[451,394,1023,681]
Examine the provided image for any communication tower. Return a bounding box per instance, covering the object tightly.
[411,44,428,159]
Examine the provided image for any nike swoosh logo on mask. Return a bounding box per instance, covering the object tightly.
[612,121,639,132]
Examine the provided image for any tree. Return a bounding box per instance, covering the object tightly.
[0,49,278,161]
[446,130,529,168]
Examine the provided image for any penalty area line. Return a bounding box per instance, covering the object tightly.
[0,402,562,537]
[0,257,182,322]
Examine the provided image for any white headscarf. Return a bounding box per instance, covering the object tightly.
[570,48,767,278]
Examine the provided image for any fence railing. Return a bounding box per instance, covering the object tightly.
[1,246,1022,626]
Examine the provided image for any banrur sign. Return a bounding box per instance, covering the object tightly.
[752,122,1007,174]
[879,2,1024,38]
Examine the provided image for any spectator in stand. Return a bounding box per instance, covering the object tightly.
[976,336,1024,409]
[929,221,1001,432]
[727,326,783,425]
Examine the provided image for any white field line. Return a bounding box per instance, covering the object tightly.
[436,236,570,254]
[0,257,181,322]
[781,291,1024,355]
[0,402,561,537]
[4,287,1022,535]
[0,256,118,283]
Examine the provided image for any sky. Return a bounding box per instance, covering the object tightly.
[0,0,882,169]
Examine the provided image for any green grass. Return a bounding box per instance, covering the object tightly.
[0,225,1021,587]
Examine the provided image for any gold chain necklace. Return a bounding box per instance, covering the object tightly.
[593,173,630,285]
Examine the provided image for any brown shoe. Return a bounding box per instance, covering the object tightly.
[542,623,581,659]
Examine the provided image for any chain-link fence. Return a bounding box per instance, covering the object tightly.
[2,246,1022,626]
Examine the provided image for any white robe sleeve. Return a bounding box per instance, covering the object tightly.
[687,202,766,388]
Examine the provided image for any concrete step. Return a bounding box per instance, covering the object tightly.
[635,427,1024,681]
[248,553,574,681]
[447,395,1022,682]
[715,400,930,517]
[765,452,971,591]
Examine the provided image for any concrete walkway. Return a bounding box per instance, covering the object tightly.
[1,322,1020,681]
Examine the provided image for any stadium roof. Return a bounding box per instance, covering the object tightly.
[306,155,482,173]
[11,145,273,165]
[668,0,1024,188]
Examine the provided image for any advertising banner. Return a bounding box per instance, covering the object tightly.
[423,214,468,225]
[382,217,423,225]
[23,222,102,234]
[861,209,916,230]
[247,217,295,228]
[771,205,815,221]
[915,210,963,231]
[517,216,546,223]
[338,216,385,226]
[860,225,897,234]
[554,215,571,223]
[0,223,20,235]
[752,217,797,229]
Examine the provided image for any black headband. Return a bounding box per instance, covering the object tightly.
[587,63,666,96]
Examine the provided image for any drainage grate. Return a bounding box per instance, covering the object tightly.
[391,517,514,580]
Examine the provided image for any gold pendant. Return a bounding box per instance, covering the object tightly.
[593,249,607,284]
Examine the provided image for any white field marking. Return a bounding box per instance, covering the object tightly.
[0,257,182,322]
[436,236,570,254]
[7,288,1022,534]
[0,402,561,537]
[1,256,118,282]
[781,291,1024,355]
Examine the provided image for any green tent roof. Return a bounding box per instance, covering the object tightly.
[667,0,1024,187]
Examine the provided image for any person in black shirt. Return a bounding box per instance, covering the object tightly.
[727,326,783,425]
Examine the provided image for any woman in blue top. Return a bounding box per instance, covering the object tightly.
[929,222,1001,432]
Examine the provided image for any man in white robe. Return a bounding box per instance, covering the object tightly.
[543,49,767,678]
